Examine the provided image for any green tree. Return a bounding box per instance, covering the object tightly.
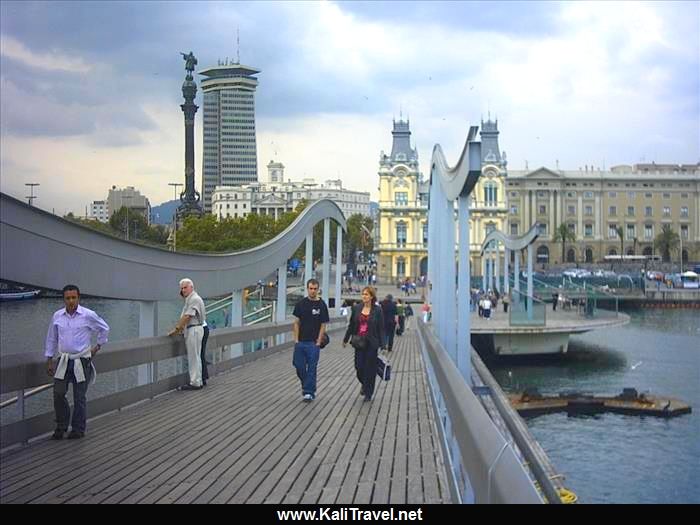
[654,224,679,262]
[345,214,374,268]
[109,206,149,240]
[553,223,576,263]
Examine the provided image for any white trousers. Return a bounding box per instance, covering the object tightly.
[185,326,204,387]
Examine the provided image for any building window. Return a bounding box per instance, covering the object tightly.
[396,222,407,247]
[681,193,689,199]
[628,192,636,199]
[609,206,617,216]
[585,224,593,237]
[567,191,576,198]
[538,223,548,236]
[568,223,576,234]
[608,224,618,238]
[510,223,519,235]
[645,206,652,217]
[510,205,518,215]
[645,193,652,198]
[609,192,617,198]
[585,205,593,216]
[627,224,636,239]
[663,193,671,199]
[644,224,653,239]
[584,191,594,199]
[681,206,689,218]
[397,257,406,276]
[568,205,576,216]
[539,204,547,215]
[663,206,671,217]
[510,192,519,198]
[484,182,498,206]
[681,225,689,239]
[395,192,408,206]
[422,223,428,247]
[627,206,635,216]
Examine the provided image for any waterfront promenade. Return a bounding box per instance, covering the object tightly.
[0,324,450,504]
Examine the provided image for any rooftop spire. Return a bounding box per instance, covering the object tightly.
[236,26,240,64]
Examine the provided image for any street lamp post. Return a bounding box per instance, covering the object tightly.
[168,182,183,251]
[25,183,40,206]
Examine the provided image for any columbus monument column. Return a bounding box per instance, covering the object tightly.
[177,51,203,219]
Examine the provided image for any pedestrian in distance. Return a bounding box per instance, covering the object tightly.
[396,299,406,336]
[292,279,330,402]
[483,296,492,320]
[200,320,210,386]
[503,293,510,313]
[45,284,110,440]
[169,278,207,390]
[343,286,385,402]
[380,294,398,351]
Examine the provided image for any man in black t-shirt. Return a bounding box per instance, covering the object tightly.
[292,279,330,402]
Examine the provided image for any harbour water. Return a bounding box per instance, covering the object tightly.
[485,308,700,504]
[1,299,698,503]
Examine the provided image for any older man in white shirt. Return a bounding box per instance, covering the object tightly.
[169,278,207,390]
[45,284,110,440]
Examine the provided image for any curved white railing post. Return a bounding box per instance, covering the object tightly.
[305,233,313,288]
[322,218,331,302]
[335,226,343,315]
[427,125,482,378]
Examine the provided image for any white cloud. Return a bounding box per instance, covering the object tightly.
[0,1,697,217]
[0,34,92,73]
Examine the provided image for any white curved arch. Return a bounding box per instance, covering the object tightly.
[480,223,540,255]
[430,125,482,199]
[1,192,346,300]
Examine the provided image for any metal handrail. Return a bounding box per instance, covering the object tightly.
[470,347,564,504]
[242,304,273,320]
[416,319,547,504]
[0,384,53,410]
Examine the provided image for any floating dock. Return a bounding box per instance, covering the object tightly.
[509,388,692,418]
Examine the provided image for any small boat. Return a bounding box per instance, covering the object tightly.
[0,289,42,301]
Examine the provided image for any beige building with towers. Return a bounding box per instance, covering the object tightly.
[376,117,510,282]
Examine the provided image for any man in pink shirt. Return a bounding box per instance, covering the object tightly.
[45,284,110,440]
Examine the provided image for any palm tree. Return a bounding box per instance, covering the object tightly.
[554,223,576,263]
[654,224,680,263]
[615,226,625,259]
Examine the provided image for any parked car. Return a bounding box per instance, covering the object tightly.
[594,270,617,278]
[646,271,664,281]
[563,269,592,278]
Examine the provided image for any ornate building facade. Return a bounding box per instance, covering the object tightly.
[376,118,509,282]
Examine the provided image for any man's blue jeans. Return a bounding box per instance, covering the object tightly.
[293,341,320,396]
[53,358,92,433]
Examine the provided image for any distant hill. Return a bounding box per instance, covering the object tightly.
[150,200,179,225]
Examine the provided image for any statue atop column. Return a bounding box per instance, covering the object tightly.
[181,51,197,80]
[177,51,203,220]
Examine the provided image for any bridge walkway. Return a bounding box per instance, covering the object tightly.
[0,321,450,504]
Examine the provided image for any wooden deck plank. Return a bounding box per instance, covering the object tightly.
[1,327,450,505]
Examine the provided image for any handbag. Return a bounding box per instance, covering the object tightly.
[351,334,368,351]
[376,355,391,381]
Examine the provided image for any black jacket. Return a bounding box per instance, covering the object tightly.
[343,303,385,350]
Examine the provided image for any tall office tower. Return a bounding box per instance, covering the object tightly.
[199,61,260,213]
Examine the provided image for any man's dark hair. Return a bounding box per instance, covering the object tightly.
[306,279,320,288]
[62,284,81,297]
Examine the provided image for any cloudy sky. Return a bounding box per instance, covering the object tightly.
[1,0,698,215]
